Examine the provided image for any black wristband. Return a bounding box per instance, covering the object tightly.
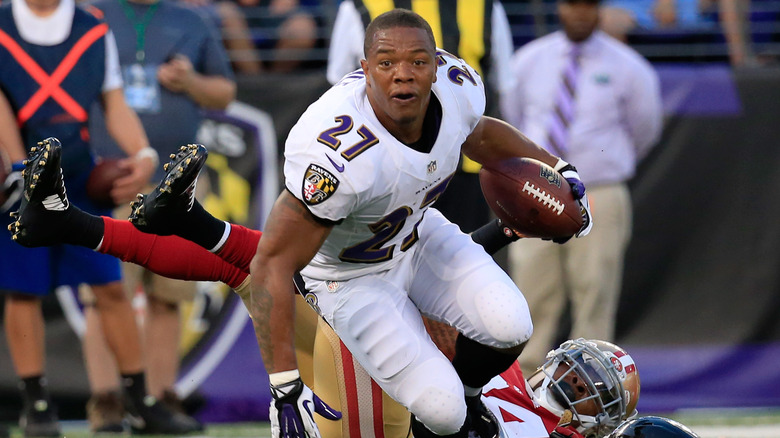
[470,219,520,255]
[270,377,303,402]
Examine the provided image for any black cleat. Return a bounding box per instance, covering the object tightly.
[19,398,61,438]
[129,144,207,236]
[161,390,205,431]
[125,395,203,435]
[8,138,72,248]
[465,395,504,438]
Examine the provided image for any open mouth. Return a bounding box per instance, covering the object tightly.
[392,93,416,102]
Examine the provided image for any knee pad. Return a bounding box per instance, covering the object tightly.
[398,358,466,435]
[406,384,466,435]
[472,281,533,346]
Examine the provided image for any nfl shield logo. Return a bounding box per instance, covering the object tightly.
[427,161,437,174]
[539,166,562,188]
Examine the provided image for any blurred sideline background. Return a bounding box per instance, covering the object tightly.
[2,0,780,435]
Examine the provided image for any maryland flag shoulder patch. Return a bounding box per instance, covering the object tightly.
[302,163,340,205]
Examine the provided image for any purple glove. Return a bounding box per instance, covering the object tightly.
[270,376,341,438]
[552,160,593,243]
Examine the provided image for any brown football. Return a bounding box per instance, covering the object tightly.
[86,158,131,209]
[479,157,583,239]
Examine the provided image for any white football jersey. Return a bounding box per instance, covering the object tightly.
[284,50,486,280]
[483,363,583,438]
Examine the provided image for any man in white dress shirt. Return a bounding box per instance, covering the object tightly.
[500,0,663,375]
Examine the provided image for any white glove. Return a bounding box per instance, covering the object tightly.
[554,159,593,241]
[269,371,341,438]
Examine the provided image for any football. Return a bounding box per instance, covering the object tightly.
[479,157,583,239]
[86,158,131,209]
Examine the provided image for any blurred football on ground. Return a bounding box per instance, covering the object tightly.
[87,158,131,209]
[479,157,583,239]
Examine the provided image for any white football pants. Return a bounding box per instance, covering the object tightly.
[303,209,533,435]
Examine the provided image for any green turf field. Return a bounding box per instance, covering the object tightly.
[3,421,272,438]
[667,408,780,437]
[3,409,780,437]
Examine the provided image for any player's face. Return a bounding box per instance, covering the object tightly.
[550,363,600,417]
[558,1,599,42]
[361,26,437,141]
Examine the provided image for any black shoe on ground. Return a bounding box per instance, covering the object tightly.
[19,398,61,437]
[87,391,127,434]
[125,395,202,435]
[161,390,204,431]
[129,144,207,236]
[8,138,72,248]
[465,395,503,438]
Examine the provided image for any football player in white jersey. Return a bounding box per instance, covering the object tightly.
[249,8,593,438]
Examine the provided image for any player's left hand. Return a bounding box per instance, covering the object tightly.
[270,376,341,438]
[552,161,592,244]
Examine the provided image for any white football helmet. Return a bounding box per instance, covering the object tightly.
[527,338,641,438]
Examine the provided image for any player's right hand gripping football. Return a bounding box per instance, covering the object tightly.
[270,374,341,438]
[553,160,593,243]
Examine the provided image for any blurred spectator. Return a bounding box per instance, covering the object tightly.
[501,0,663,375]
[207,0,266,73]
[0,0,201,435]
[600,0,756,66]
[176,0,319,73]
[240,0,320,72]
[83,0,235,432]
[198,0,319,72]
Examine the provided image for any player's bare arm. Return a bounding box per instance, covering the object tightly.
[462,116,560,168]
[249,190,333,373]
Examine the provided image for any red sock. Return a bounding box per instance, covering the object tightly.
[100,217,248,288]
[216,224,262,272]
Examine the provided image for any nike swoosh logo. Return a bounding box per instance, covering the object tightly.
[302,400,314,418]
[326,154,345,172]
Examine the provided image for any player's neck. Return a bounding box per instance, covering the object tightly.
[377,110,427,146]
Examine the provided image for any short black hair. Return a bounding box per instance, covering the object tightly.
[363,9,436,58]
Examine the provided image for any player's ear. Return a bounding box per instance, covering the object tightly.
[360,58,369,77]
